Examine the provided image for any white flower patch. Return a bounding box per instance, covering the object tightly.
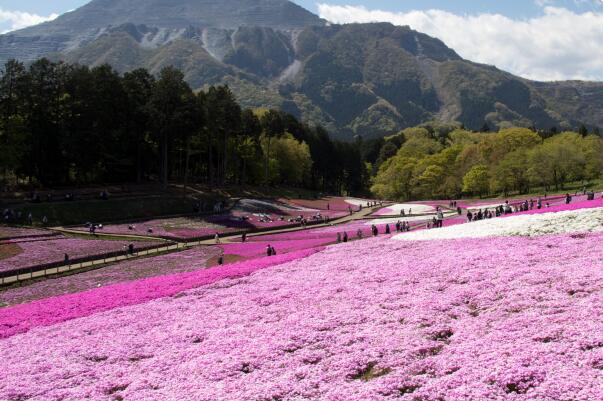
[379,203,435,215]
[394,207,603,241]
[345,198,372,206]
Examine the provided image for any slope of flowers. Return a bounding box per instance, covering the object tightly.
[0,247,323,339]
[221,238,333,258]
[83,217,242,239]
[0,246,221,306]
[2,233,603,400]
[508,197,603,217]
[395,204,603,241]
[285,196,358,213]
[0,237,164,273]
[0,226,57,240]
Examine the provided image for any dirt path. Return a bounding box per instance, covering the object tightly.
[2,203,389,285]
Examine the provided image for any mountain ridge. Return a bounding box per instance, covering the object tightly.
[1,0,601,138]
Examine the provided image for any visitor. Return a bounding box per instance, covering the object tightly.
[337,232,341,243]
[242,233,247,243]
[128,244,134,255]
[385,224,391,234]
[27,212,33,225]
[565,193,572,204]
[395,221,401,232]
[537,198,542,209]
[436,209,444,228]
[343,232,348,243]
[467,211,473,222]
[64,253,69,264]
[357,228,363,239]
[348,206,353,216]
[457,206,462,215]
[400,209,405,217]
[266,245,273,257]
[218,255,224,265]
[271,246,276,256]
[372,225,378,237]
[214,233,220,244]
[327,203,330,210]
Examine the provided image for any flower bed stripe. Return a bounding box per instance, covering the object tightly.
[0,247,324,339]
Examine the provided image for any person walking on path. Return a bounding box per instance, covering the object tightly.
[241,233,247,243]
[215,233,220,244]
[436,209,444,228]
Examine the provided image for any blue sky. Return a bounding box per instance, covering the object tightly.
[1,1,603,81]
[2,0,602,21]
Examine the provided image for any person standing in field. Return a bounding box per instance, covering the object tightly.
[343,232,348,242]
[214,233,220,244]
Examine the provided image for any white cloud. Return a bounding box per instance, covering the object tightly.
[0,8,58,33]
[317,4,603,81]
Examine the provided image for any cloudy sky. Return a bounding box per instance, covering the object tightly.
[1,0,602,81]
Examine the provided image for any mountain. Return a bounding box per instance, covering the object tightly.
[1,0,602,139]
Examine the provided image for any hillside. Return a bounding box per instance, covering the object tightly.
[1,0,602,138]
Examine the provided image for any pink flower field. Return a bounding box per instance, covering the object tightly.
[0,248,323,339]
[0,246,222,306]
[0,237,164,273]
[3,225,603,399]
[84,217,243,239]
[0,226,57,240]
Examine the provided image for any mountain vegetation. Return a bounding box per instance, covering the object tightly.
[0,0,601,139]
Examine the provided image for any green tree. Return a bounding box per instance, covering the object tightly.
[259,109,284,185]
[148,67,194,189]
[463,164,490,196]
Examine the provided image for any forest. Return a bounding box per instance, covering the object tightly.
[371,124,603,200]
[0,59,367,195]
[2,59,602,201]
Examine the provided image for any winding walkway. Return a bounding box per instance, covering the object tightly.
[1,203,389,285]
